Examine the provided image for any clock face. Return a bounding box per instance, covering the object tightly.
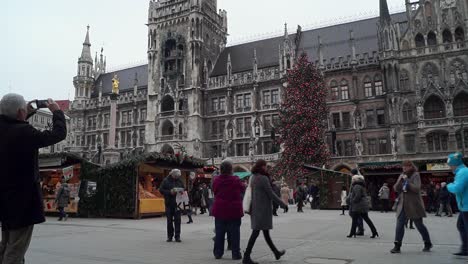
[440,0,456,9]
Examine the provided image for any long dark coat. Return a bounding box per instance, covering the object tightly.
[56,183,71,208]
[394,172,427,220]
[349,182,370,214]
[250,174,286,230]
[0,111,67,230]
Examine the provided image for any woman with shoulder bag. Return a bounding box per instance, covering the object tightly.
[242,160,288,264]
[390,160,432,254]
[347,175,379,239]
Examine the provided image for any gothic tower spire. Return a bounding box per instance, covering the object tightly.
[379,0,392,25]
[79,25,93,64]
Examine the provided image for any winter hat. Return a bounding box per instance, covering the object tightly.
[352,175,364,183]
[447,152,464,167]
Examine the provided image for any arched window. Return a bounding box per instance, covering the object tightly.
[161,95,175,112]
[415,33,425,48]
[164,39,177,58]
[455,27,465,42]
[374,75,384,96]
[402,103,414,123]
[421,63,439,88]
[161,143,175,154]
[449,60,468,84]
[340,79,349,100]
[330,80,339,100]
[364,76,373,98]
[161,120,174,136]
[427,31,437,46]
[400,70,410,91]
[454,92,468,116]
[424,95,446,119]
[443,29,453,43]
[426,131,449,152]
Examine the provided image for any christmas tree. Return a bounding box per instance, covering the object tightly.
[275,53,330,184]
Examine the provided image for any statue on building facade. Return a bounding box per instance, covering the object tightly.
[112,74,120,95]
[355,139,363,156]
[390,128,397,155]
[417,101,424,120]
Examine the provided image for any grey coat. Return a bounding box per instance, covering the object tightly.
[394,172,426,220]
[379,186,390,200]
[250,174,286,230]
[349,183,369,214]
[56,184,70,208]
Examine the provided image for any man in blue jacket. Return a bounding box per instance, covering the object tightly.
[447,152,468,256]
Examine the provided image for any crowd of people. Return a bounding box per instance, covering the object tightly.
[161,155,468,261]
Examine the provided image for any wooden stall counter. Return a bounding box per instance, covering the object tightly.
[139,198,166,215]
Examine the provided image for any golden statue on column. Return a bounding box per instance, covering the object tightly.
[112,74,120,95]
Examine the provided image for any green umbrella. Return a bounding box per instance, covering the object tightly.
[234,172,252,179]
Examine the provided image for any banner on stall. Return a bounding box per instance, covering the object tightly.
[426,163,450,171]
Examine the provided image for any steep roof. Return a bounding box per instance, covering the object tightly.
[211,12,407,77]
[92,12,408,92]
[92,64,148,97]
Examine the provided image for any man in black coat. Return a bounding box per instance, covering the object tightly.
[272,181,281,216]
[0,94,66,263]
[159,169,185,242]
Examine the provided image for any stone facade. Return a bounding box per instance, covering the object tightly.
[68,0,468,171]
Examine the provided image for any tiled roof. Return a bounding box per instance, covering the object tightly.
[211,12,407,76]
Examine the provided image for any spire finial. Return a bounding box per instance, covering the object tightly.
[284,23,288,37]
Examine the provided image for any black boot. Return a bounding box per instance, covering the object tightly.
[390,242,402,254]
[274,249,286,260]
[242,253,258,264]
[423,242,433,252]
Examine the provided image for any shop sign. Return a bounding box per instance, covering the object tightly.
[426,163,450,171]
[62,166,74,181]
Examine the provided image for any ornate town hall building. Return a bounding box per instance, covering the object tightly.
[68,0,468,172]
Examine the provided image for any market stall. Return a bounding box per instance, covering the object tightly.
[95,152,205,219]
[303,165,350,209]
[39,153,100,215]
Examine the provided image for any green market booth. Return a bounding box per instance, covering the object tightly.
[38,153,100,216]
[303,165,351,209]
[95,152,205,219]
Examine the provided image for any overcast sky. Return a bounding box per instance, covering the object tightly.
[2,0,405,101]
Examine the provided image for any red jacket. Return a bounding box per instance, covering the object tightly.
[212,174,245,220]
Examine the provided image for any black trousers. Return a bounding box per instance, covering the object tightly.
[350,212,377,236]
[166,206,181,239]
[245,230,279,256]
[380,199,390,212]
[297,199,304,212]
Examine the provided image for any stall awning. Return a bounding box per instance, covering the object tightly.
[234,172,252,179]
[358,161,402,171]
[303,165,351,176]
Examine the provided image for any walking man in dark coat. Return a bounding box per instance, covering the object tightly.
[159,169,185,242]
[0,94,66,264]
